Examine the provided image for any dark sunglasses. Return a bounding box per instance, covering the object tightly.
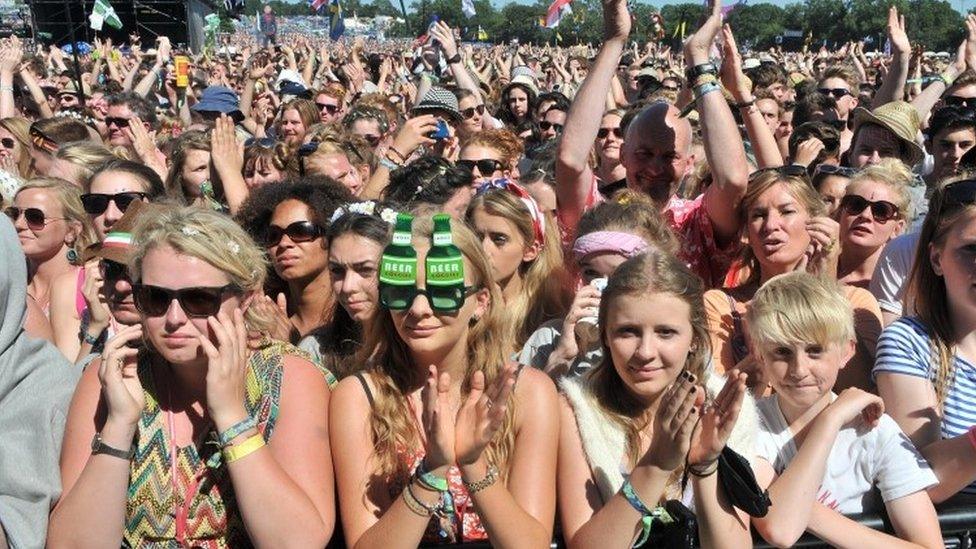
[80,192,147,215]
[100,259,128,281]
[361,134,382,146]
[132,283,241,318]
[748,164,809,181]
[104,116,130,129]
[539,121,564,133]
[4,206,64,230]
[244,137,278,148]
[840,194,900,223]
[818,88,851,99]
[945,95,975,109]
[461,104,486,119]
[29,126,57,152]
[456,159,504,175]
[815,164,857,178]
[0,137,15,149]
[380,284,477,312]
[316,102,339,114]
[597,127,624,139]
[263,220,323,247]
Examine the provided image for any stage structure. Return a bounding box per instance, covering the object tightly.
[29,0,211,52]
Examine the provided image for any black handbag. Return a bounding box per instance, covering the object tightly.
[637,500,699,549]
[717,445,772,517]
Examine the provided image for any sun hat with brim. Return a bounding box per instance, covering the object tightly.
[81,200,145,265]
[504,74,539,97]
[852,101,925,166]
[60,80,91,97]
[411,86,463,123]
[191,86,242,116]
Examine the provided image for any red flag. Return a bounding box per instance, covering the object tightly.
[545,0,572,28]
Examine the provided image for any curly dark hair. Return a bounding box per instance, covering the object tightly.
[236,177,354,245]
[383,156,472,208]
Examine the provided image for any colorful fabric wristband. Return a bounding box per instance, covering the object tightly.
[415,461,449,492]
[222,432,265,464]
[218,415,257,447]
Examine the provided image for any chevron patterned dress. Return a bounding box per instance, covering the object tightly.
[122,342,335,548]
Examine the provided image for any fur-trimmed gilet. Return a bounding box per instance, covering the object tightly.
[560,373,759,504]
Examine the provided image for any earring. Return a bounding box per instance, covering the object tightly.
[66,247,79,264]
[469,314,480,326]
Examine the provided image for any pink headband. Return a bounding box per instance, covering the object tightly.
[572,231,649,261]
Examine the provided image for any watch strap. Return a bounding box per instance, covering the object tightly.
[446,53,462,65]
[91,433,135,460]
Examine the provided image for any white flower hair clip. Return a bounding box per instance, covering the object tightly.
[379,208,398,225]
[227,242,241,254]
[181,226,200,236]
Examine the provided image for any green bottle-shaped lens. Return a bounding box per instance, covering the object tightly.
[426,214,464,288]
[380,213,417,287]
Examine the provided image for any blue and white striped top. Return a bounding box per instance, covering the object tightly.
[874,316,976,495]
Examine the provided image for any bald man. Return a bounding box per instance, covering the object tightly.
[556,0,748,287]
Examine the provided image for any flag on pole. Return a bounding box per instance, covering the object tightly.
[544,0,572,28]
[462,0,477,18]
[309,0,327,14]
[476,25,488,40]
[89,0,123,31]
[329,0,345,40]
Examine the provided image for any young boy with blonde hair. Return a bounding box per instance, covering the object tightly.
[746,272,943,548]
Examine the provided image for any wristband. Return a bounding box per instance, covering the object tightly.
[379,157,400,171]
[938,72,955,87]
[692,73,717,88]
[415,460,449,492]
[403,481,437,516]
[687,459,719,477]
[388,146,407,163]
[686,61,718,81]
[621,478,664,547]
[0,85,13,92]
[79,328,103,346]
[694,82,721,100]
[218,415,257,447]
[446,53,462,64]
[222,432,265,463]
[734,98,756,109]
[462,465,498,494]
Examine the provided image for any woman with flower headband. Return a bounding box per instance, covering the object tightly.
[520,192,678,379]
[385,156,475,220]
[237,178,352,342]
[331,213,559,547]
[299,201,396,376]
[50,204,337,547]
[466,179,569,348]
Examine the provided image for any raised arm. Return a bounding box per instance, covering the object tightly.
[0,40,23,119]
[720,24,783,169]
[872,7,911,108]
[555,0,630,230]
[687,0,750,246]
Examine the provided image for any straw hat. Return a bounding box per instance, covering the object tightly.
[852,101,925,166]
[81,199,146,265]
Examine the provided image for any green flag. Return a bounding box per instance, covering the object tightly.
[90,0,122,30]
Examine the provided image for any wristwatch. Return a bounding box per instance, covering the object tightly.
[685,62,718,81]
[91,433,135,460]
[446,53,462,65]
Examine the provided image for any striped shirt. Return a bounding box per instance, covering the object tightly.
[873,316,976,495]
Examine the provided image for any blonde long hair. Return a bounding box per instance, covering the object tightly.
[16,177,97,261]
[356,215,516,480]
[466,188,569,346]
[587,251,710,500]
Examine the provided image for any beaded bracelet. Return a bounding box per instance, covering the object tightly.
[222,433,265,464]
[79,328,102,346]
[218,416,257,447]
[403,481,437,517]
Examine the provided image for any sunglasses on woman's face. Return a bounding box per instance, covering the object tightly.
[380,284,477,312]
[461,104,486,119]
[100,259,128,281]
[3,206,64,230]
[0,137,15,149]
[456,159,504,175]
[80,192,147,215]
[132,283,241,318]
[597,127,624,139]
[263,220,323,247]
[840,194,900,223]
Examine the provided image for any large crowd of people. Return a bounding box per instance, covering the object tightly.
[4,0,976,546]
